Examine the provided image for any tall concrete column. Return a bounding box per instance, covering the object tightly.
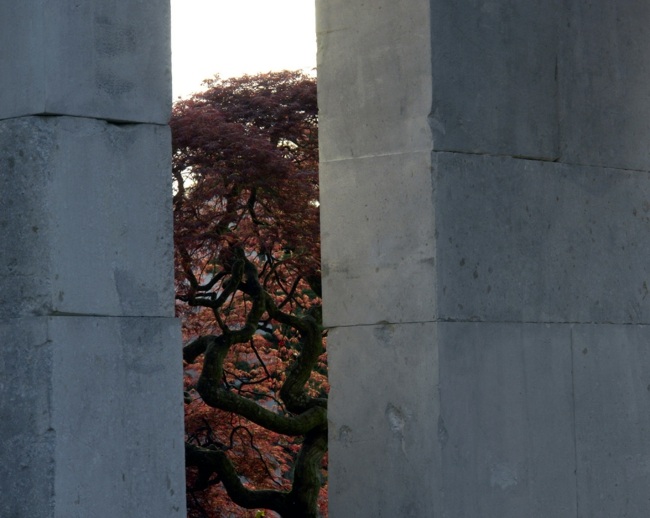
[0,3,185,517]
[318,1,650,516]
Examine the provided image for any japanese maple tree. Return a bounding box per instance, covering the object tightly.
[171,71,327,518]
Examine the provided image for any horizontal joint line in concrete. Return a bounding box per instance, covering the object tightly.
[321,148,433,163]
[44,312,174,319]
[434,149,650,174]
[433,148,560,163]
[326,319,650,329]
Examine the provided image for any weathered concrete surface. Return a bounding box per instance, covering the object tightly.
[0,116,174,318]
[316,0,432,162]
[438,323,650,517]
[438,323,577,517]
[429,1,650,171]
[0,316,184,518]
[328,321,650,517]
[318,0,650,515]
[0,1,171,124]
[322,149,650,328]
[572,325,650,517]
[0,319,54,517]
[320,151,436,327]
[560,2,650,171]
[0,1,184,516]
[430,0,561,160]
[433,152,650,325]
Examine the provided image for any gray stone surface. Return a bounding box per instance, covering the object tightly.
[329,320,650,517]
[438,322,576,517]
[0,1,171,124]
[322,149,650,327]
[429,1,650,170]
[560,2,650,171]
[328,322,441,518]
[1,2,183,517]
[319,0,650,515]
[316,0,432,162]
[0,319,54,517]
[320,151,436,328]
[434,152,650,325]
[0,116,174,318]
[0,316,185,518]
[430,0,561,160]
[572,325,650,517]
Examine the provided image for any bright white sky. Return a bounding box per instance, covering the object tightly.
[171,0,317,100]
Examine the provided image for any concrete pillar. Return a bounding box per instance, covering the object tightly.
[318,1,650,516]
[0,3,185,517]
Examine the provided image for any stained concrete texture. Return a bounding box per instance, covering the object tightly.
[0,1,183,516]
[0,316,185,518]
[0,1,171,123]
[317,0,436,329]
[0,116,174,318]
[0,319,54,517]
[572,325,650,517]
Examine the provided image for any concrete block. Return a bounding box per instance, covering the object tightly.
[319,151,436,327]
[572,325,650,517]
[0,1,171,123]
[434,152,650,324]
[559,2,650,171]
[438,322,576,517]
[328,322,441,517]
[50,316,185,518]
[0,316,185,518]
[0,116,174,318]
[328,321,581,516]
[430,0,561,160]
[316,0,432,162]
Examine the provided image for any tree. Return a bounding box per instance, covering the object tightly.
[171,71,327,518]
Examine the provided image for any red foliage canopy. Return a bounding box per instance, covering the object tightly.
[171,71,327,518]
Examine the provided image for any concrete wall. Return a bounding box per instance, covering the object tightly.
[0,2,185,517]
[318,0,650,516]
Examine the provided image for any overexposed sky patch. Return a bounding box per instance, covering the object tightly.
[171,0,316,99]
